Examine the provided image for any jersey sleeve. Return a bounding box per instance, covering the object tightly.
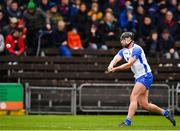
[117,49,124,59]
[132,47,142,59]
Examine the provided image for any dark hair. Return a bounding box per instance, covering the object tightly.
[11,0,19,5]
[162,28,169,34]
[120,32,134,40]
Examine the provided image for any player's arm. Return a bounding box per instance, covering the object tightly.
[110,57,136,72]
[107,54,122,73]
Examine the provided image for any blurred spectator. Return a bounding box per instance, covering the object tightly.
[100,12,120,41]
[39,0,50,12]
[88,13,100,28]
[86,24,107,50]
[5,0,14,8]
[135,4,145,37]
[58,0,70,21]
[147,1,159,23]
[17,19,27,39]
[103,0,120,18]
[5,29,25,56]
[70,0,81,16]
[50,0,59,5]
[6,0,22,18]
[87,2,103,20]
[146,0,158,15]
[23,0,51,49]
[118,0,132,12]
[51,20,71,57]
[156,4,168,33]
[0,34,5,54]
[67,27,83,50]
[174,2,180,21]
[136,4,145,25]
[71,3,88,39]
[167,0,178,13]
[146,30,159,57]
[136,0,145,6]
[0,0,179,58]
[159,29,179,59]
[0,10,8,33]
[119,5,137,33]
[139,15,155,41]
[163,11,178,40]
[2,17,18,37]
[46,2,63,29]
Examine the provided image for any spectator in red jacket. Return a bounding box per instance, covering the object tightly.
[67,27,83,50]
[5,29,25,56]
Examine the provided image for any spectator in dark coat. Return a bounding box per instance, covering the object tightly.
[46,2,63,29]
[23,0,51,50]
[71,3,88,39]
[146,0,158,17]
[135,4,145,26]
[139,15,155,41]
[135,4,145,37]
[2,17,18,37]
[0,10,8,33]
[103,0,120,18]
[51,20,71,57]
[100,12,120,41]
[6,0,22,18]
[156,4,168,33]
[58,0,71,21]
[146,30,160,57]
[159,29,179,59]
[86,24,107,50]
[70,0,81,16]
[38,0,51,13]
[87,13,100,29]
[167,0,178,13]
[163,11,178,40]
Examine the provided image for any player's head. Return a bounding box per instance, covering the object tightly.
[120,32,134,48]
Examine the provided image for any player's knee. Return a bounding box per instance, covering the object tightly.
[130,94,138,101]
[139,102,149,110]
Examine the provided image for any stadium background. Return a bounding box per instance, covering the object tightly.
[0,0,180,130]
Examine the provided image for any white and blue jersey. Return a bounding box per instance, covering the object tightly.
[118,43,153,89]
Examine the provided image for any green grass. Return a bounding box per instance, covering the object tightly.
[0,115,179,130]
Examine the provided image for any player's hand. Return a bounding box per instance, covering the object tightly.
[106,65,114,74]
[107,65,113,72]
[106,68,116,74]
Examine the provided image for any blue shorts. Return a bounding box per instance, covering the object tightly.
[135,72,153,90]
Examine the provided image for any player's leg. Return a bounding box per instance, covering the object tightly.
[138,89,176,126]
[127,82,146,119]
[138,90,164,114]
[119,82,146,127]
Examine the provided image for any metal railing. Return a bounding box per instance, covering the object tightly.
[176,82,180,112]
[24,83,176,114]
[25,83,76,115]
[78,83,171,113]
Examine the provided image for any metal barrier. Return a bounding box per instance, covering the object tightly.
[78,83,171,112]
[25,83,76,115]
[176,82,180,112]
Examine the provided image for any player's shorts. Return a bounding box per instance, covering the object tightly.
[135,72,153,90]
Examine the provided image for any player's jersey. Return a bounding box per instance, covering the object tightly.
[118,43,151,79]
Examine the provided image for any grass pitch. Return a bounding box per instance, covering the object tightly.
[0,115,179,130]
